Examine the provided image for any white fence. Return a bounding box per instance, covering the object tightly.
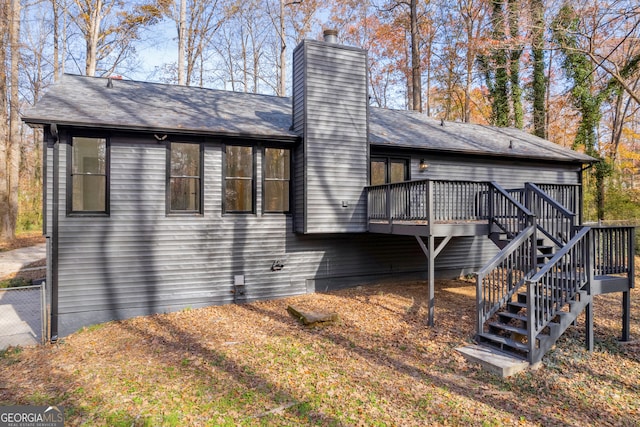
[0,284,46,350]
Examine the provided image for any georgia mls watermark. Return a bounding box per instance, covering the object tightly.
[0,406,64,427]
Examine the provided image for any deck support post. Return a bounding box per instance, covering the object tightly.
[622,291,630,341]
[585,302,594,352]
[622,230,634,342]
[415,235,453,327]
[428,235,435,326]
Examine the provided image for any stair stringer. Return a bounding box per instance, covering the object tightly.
[530,290,592,365]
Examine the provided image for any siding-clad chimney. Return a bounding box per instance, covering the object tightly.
[292,33,369,234]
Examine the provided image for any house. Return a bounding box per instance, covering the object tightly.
[23,32,633,367]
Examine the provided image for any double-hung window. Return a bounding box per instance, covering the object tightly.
[263,148,291,213]
[168,142,202,213]
[225,145,254,213]
[69,136,109,214]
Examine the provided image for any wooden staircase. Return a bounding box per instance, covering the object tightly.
[472,183,635,369]
[364,178,634,373]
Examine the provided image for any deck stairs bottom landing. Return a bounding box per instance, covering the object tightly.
[457,286,591,377]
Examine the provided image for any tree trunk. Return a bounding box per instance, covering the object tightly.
[278,0,286,96]
[531,0,546,138]
[410,0,422,112]
[178,0,186,85]
[1,0,20,241]
[491,0,509,127]
[464,28,472,123]
[8,0,20,238]
[52,0,60,81]
[85,0,103,76]
[507,0,523,129]
[0,0,10,242]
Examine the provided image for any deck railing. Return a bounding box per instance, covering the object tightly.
[475,225,537,335]
[590,226,635,280]
[367,179,494,223]
[525,183,576,246]
[367,179,534,227]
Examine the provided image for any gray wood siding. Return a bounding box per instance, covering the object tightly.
[292,40,369,234]
[54,136,473,336]
[408,155,580,186]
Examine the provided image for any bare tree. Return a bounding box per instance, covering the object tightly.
[457,0,486,122]
[0,0,10,241]
[0,0,21,241]
[168,0,225,86]
[409,0,421,112]
[70,0,166,76]
[177,0,186,84]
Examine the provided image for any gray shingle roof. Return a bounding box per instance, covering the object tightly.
[369,108,594,163]
[22,74,298,141]
[24,74,593,163]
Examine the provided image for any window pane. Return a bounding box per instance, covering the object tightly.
[226,179,252,211]
[371,160,387,185]
[265,148,290,179]
[72,137,106,174]
[72,175,106,211]
[226,146,253,178]
[390,161,407,183]
[171,143,200,177]
[170,177,200,211]
[265,181,290,212]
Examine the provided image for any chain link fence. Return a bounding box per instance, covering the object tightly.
[0,284,46,350]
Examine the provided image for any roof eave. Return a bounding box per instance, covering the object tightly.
[22,118,300,144]
[369,141,596,164]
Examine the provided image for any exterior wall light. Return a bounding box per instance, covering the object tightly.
[419,159,429,171]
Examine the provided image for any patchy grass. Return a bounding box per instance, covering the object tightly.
[0,259,46,286]
[0,266,638,426]
[0,277,33,289]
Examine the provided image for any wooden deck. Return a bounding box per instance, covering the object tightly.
[367,179,635,363]
[368,219,490,237]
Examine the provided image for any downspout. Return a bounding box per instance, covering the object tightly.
[50,124,59,342]
[580,162,595,225]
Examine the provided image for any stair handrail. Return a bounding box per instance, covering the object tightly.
[525,183,577,246]
[489,182,535,238]
[533,183,581,221]
[475,225,537,338]
[526,225,591,361]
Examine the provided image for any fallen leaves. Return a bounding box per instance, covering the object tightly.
[0,271,638,426]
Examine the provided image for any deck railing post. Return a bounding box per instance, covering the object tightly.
[586,228,594,351]
[426,180,434,227]
[488,185,494,228]
[385,185,391,223]
[476,274,483,337]
[526,278,536,364]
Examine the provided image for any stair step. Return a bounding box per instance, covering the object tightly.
[477,333,530,353]
[508,301,527,311]
[537,245,554,254]
[488,322,528,337]
[497,311,528,324]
